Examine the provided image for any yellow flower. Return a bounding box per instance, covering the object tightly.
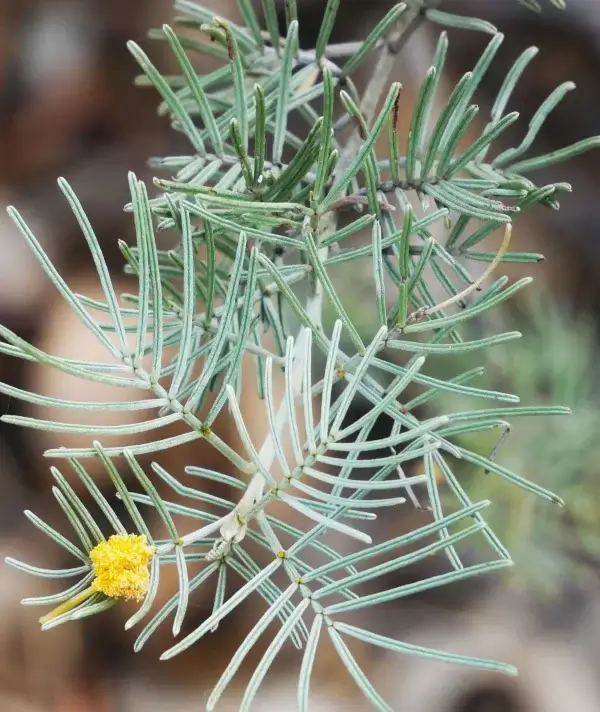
[39,533,155,626]
[90,534,155,602]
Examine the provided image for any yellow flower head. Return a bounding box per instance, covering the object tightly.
[90,534,155,602]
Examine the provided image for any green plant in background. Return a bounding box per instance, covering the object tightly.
[422,285,600,596]
[2,0,598,709]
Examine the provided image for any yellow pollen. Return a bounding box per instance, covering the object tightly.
[89,534,155,602]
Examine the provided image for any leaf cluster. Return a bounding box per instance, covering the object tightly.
[3,0,598,709]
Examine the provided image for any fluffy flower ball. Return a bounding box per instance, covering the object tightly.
[90,534,155,602]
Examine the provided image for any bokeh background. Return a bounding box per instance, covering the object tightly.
[2,1,600,710]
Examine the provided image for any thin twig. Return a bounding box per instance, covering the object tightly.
[335,0,442,177]
[484,421,511,475]
[406,223,513,323]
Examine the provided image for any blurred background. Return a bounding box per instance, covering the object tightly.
[2,0,600,710]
